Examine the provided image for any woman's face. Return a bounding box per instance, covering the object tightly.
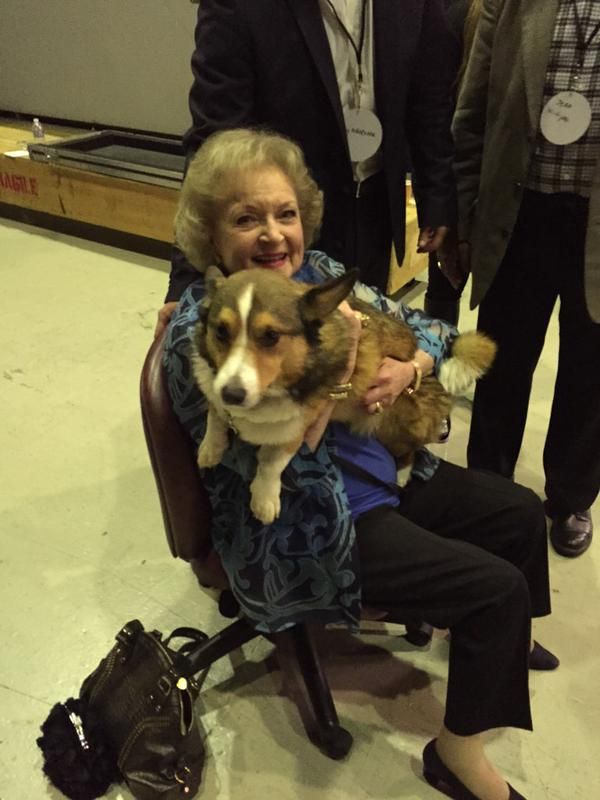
[211,166,305,278]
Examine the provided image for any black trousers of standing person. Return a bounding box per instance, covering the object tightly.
[424,252,465,325]
[317,171,393,293]
[354,461,551,736]
[468,189,600,516]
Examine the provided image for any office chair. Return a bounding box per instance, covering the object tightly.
[140,329,432,760]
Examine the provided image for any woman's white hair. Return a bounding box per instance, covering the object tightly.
[174,128,324,273]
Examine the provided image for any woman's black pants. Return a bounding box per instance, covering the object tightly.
[354,461,551,736]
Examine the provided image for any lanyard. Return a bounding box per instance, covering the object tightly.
[324,0,368,87]
[572,0,600,71]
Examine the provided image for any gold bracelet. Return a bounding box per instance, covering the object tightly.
[328,381,353,400]
[404,360,422,396]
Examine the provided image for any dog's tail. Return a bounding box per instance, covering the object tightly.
[438,331,497,395]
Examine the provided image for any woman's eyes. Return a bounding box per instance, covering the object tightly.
[233,208,297,226]
[235,214,256,226]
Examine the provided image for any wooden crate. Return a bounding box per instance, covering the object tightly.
[0,121,179,242]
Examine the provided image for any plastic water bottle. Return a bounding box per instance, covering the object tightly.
[31,117,45,138]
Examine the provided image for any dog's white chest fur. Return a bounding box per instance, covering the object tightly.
[193,348,307,523]
[228,395,306,444]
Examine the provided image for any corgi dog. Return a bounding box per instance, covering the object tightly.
[192,267,496,524]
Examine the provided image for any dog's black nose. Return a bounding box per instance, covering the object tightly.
[221,383,247,406]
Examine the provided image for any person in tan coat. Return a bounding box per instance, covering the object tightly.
[451,0,600,557]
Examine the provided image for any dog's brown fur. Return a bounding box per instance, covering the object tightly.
[330,296,452,465]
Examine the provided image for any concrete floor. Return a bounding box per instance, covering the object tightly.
[1,218,598,800]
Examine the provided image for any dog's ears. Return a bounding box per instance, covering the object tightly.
[198,265,226,324]
[205,264,226,300]
[299,269,359,322]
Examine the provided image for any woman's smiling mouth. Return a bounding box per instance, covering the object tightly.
[252,253,289,268]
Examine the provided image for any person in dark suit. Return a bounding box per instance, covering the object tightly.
[155,0,459,336]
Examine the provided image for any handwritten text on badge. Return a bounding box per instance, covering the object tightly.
[540,91,592,146]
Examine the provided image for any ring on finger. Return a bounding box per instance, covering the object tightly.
[374,401,384,414]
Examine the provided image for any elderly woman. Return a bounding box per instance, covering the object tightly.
[164,129,556,800]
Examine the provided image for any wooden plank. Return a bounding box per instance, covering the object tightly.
[0,121,82,153]
[0,153,179,241]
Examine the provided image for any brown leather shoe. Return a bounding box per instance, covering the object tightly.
[549,509,593,557]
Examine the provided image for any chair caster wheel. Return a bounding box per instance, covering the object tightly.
[315,725,353,760]
[404,622,433,647]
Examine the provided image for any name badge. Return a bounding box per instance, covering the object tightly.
[540,91,592,145]
[344,107,383,162]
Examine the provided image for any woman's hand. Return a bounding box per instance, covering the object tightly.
[363,350,434,414]
[154,302,178,339]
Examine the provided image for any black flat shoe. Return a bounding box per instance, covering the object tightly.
[529,641,559,671]
[422,739,526,800]
[404,622,434,647]
[548,509,593,557]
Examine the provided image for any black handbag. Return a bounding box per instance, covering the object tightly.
[37,619,210,800]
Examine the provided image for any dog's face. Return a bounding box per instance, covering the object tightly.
[196,267,356,410]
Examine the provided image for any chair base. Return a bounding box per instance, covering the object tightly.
[313,725,354,760]
[184,616,353,760]
[288,624,353,759]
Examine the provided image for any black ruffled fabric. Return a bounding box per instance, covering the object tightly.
[37,697,121,800]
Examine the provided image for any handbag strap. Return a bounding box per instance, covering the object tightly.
[164,627,210,661]
[114,621,211,678]
[331,453,404,498]
[164,627,209,647]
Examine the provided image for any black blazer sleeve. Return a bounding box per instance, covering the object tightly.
[405,0,460,228]
[447,0,470,45]
[183,0,257,156]
[166,0,257,302]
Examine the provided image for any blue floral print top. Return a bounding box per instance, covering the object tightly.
[164,251,457,632]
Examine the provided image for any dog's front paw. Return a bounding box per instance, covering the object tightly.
[197,438,225,469]
[249,477,281,524]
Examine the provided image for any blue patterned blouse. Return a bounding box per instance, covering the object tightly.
[164,251,457,632]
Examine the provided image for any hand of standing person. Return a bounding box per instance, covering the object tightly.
[436,229,471,289]
[417,225,450,253]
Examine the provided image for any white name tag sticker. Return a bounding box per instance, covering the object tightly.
[344,107,383,162]
[540,91,592,145]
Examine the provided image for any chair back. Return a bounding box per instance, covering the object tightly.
[140,328,212,562]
